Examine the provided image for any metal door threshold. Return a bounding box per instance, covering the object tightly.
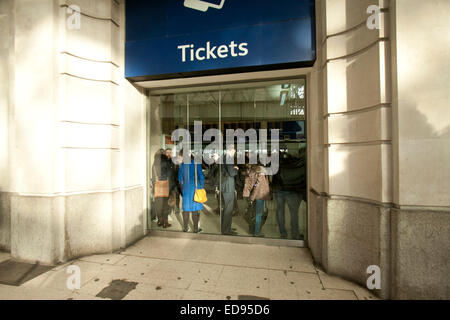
[147,230,305,248]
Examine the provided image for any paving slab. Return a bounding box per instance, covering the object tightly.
[0,236,378,300]
[0,260,53,286]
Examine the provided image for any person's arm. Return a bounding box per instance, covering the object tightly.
[243,173,255,198]
[178,164,183,188]
[167,163,176,192]
[226,164,238,177]
[151,164,156,185]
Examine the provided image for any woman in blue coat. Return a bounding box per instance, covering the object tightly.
[178,152,205,233]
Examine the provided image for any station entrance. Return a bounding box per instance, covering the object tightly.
[147,79,307,244]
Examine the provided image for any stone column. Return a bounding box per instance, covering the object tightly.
[1,0,147,264]
[310,0,449,299]
[311,0,392,299]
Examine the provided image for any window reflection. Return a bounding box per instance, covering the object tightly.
[149,81,307,240]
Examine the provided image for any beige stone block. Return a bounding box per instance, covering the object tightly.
[325,198,389,299]
[61,0,118,22]
[326,0,387,36]
[328,107,391,143]
[62,9,117,63]
[64,149,120,192]
[0,193,11,251]
[65,192,114,257]
[124,187,145,246]
[0,12,10,192]
[307,191,325,264]
[326,13,387,60]
[62,122,119,149]
[327,43,384,114]
[61,74,119,125]
[398,139,450,206]
[10,196,63,264]
[310,145,325,192]
[393,0,450,207]
[328,144,391,202]
[123,82,146,187]
[61,53,119,83]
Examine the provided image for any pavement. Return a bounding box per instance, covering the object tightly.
[0,236,379,300]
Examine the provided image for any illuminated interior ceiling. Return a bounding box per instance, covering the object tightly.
[160,83,305,104]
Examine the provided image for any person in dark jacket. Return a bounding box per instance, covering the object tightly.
[178,150,205,233]
[152,149,176,228]
[272,149,306,239]
[166,148,181,214]
[221,145,239,235]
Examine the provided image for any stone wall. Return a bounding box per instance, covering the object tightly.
[0,0,147,264]
[309,0,449,299]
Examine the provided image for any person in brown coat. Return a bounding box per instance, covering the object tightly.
[243,165,271,236]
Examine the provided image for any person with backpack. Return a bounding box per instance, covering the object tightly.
[272,148,306,240]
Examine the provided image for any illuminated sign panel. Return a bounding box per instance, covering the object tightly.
[125,0,316,81]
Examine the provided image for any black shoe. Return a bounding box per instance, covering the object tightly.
[183,228,188,232]
[222,230,238,236]
[193,228,202,233]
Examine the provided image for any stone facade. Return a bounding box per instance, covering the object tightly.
[308,0,450,299]
[0,0,448,299]
[0,0,147,264]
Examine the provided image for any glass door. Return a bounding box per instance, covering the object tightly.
[148,79,307,241]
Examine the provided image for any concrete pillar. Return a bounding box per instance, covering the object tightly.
[0,0,147,264]
[310,0,449,299]
[311,0,393,299]
[0,0,13,252]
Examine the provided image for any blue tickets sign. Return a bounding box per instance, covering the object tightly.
[125,0,316,81]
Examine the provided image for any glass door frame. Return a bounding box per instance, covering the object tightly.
[145,76,309,245]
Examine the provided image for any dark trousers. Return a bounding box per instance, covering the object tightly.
[182,211,200,232]
[275,191,301,238]
[175,187,182,212]
[154,197,170,224]
[221,192,234,234]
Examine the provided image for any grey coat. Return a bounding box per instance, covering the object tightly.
[221,164,238,193]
